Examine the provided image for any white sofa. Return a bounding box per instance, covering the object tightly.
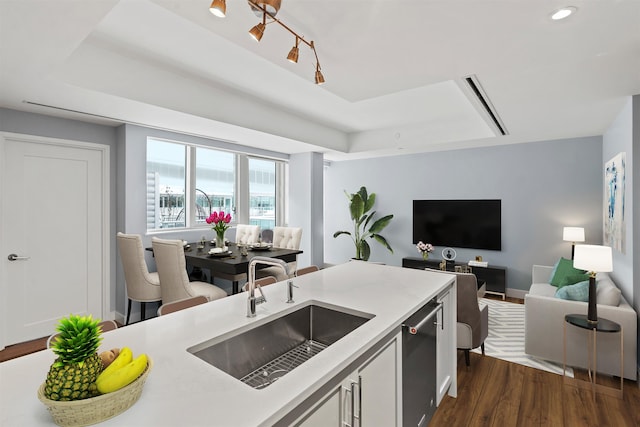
[525,265,637,380]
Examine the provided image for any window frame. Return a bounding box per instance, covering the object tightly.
[146,137,286,233]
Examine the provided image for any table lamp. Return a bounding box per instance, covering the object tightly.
[563,227,585,260]
[573,244,613,323]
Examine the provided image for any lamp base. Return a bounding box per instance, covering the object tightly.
[587,276,597,323]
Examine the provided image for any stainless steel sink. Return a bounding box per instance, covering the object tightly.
[188,301,374,389]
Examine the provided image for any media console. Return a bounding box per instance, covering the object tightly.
[402,257,507,300]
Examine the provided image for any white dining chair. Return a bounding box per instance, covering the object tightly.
[152,237,228,304]
[256,226,302,281]
[117,232,162,325]
[235,224,260,245]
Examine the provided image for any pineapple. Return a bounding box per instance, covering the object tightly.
[44,315,104,401]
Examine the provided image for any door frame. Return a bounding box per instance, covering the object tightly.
[0,132,111,350]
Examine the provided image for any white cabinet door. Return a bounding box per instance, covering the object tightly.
[359,335,400,426]
[436,284,456,404]
[296,333,401,427]
[297,386,341,426]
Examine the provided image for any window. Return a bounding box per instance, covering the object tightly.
[147,139,186,229]
[194,147,235,225]
[249,157,276,230]
[146,138,285,232]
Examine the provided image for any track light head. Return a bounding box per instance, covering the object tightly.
[209,0,226,18]
[287,38,299,63]
[249,22,265,42]
[315,67,325,85]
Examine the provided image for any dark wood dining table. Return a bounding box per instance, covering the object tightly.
[182,242,302,295]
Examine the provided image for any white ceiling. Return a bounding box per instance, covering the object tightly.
[1,0,639,161]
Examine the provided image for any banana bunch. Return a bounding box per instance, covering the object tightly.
[96,347,148,394]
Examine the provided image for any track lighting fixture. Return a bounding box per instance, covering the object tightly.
[287,37,299,63]
[209,0,226,18]
[209,0,325,84]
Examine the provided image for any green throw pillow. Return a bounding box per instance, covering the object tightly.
[555,280,590,302]
[549,257,587,287]
[558,273,590,288]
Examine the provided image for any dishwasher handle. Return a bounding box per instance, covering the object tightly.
[403,303,443,335]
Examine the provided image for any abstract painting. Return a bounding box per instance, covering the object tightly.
[604,152,626,253]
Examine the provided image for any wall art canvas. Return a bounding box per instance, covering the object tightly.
[604,152,626,253]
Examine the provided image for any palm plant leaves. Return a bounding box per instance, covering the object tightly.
[335,186,393,261]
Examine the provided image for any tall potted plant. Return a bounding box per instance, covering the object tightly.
[333,186,394,261]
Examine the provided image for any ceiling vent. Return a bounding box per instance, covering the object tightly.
[463,75,508,136]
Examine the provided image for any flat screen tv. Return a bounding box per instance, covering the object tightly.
[412,199,502,251]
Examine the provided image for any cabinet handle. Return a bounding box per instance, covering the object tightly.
[342,385,353,427]
[350,380,359,427]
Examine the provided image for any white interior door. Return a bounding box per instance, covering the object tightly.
[1,133,109,347]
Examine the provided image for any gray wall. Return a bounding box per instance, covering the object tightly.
[324,137,603,293]
[603,94,640,374]
[289,152,324,269]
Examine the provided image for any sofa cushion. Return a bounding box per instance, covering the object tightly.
[549,257,588,287]
[596,275,621,306]
[555,280,589,301]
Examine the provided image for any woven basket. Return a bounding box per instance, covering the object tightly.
[37,357,153,427]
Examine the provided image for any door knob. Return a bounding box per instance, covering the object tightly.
[7,253,30,261]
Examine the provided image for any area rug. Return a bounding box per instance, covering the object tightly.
[472,298,573,377]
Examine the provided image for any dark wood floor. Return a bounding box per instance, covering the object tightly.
[431,350,640,427]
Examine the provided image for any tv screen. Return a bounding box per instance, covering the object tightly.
[412,199,502,251]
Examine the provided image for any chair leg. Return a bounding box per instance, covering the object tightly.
[126,299,132,325]
[141,302,146,321]
[464,349,470,366]
[481,342,485,355]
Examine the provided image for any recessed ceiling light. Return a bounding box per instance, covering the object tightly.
[551,6,577,20]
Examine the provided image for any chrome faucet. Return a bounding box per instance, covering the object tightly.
[246,256,290,317]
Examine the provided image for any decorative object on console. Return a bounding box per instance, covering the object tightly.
[209,0,325,85]
[206,211,232,249]
[562,226,585,260]
[416,241,434,260]
[333,186,393,261]
[442,247,457,261]
[573,244,613,323]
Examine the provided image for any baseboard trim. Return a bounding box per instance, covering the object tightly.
[506,288,528,300]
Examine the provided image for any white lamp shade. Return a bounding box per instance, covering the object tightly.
[573,244,613,272]
[563,227,585,242]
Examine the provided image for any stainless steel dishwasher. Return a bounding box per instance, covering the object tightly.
[402,298,442,427]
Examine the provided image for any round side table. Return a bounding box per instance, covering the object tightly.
[563,314,623,399]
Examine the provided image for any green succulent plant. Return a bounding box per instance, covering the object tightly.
[333,186,394,261]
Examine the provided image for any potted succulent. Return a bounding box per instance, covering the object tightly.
[333,186,394,261]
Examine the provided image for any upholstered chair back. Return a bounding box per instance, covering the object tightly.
[272,226,303,249]
[235,224,260,245]
[117,232,161,302]
[151,237,228,304]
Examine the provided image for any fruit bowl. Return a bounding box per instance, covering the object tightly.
[37,357,153,427]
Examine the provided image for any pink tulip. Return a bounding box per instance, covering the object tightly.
[224,213,231,223]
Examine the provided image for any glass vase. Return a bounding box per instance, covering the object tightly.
[422,252,429,261]
[215,230,225,249]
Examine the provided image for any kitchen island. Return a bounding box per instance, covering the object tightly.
[0,262,456,426]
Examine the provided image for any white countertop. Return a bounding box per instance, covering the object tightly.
[0,262,454,427]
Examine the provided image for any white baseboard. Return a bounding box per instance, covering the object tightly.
[506,288,528,300]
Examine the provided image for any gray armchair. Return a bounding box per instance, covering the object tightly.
[454,271,489,366]
[426,268,489,366]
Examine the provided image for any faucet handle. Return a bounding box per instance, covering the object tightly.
[286,280,298,304]
[255,284,267,304]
